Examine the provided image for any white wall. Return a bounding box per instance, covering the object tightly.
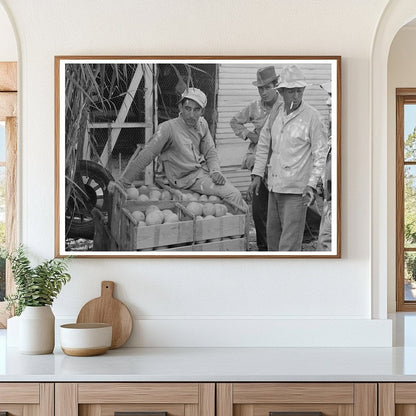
[0,3,16,61]
[0,0,394,347]
[387,26,416,312]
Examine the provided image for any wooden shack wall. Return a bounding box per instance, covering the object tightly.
[215,63,332,193]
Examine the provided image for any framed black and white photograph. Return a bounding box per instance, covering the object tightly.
[55,56,341,258]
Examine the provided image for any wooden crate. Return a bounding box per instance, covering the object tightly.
[193,203,246,244]
[168,237,246,251]
[110,183,248,251]
[119,201,194,251]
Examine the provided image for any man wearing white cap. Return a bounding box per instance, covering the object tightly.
[118,87,247,210]
[249,65,327,251]
[230,66,281,251]
[317,81,332,251]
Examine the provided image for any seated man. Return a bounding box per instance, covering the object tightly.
[116,87,247,210]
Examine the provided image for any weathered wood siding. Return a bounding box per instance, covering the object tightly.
[215,63,332,193]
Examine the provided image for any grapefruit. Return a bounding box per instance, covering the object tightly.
[145,205,160,215]
[149,189,162,201]
[138,194,149,202]
[187,202,203,216]
[208,195,221,202]
[126,187,139,200]
[214,204,228,217]
[161,190,172,200]
[132,210,145,222]
[202,203,216,216]
[165,213,179,223]
[145,210,164,226]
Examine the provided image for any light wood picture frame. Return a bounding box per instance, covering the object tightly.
[55,56,341,258]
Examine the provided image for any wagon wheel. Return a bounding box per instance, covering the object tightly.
[66,160,114,239]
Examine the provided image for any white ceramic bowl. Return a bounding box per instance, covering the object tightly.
[60,323,112,356]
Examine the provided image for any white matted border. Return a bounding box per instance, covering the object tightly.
[55,56,341,258]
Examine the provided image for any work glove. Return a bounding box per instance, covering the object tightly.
[210,171,226,185]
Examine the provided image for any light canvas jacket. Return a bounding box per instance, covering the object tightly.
[120,115,221,189]
[252,101,327,193]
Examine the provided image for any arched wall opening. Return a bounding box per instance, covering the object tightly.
[0,1,17,61]
[371,0,416,318]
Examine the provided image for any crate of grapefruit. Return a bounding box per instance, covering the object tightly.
[110,182,194,251]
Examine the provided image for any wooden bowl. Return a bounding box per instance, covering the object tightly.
[60,323,112,356]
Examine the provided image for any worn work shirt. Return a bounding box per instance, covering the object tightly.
[252,102,327,194]
[120,115,221,189]
[230,98,279,170]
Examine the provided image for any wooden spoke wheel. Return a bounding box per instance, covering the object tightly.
[65,160,114,239]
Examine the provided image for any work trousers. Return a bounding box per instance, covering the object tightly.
[317,200,331,251]
[267,192,307,251]
[190,175,248,212]
[252,179,269,251]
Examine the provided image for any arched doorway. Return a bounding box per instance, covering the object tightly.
[371,0,416,318]
[0,0,18,327]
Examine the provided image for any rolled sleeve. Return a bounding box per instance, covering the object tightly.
[230,106,251,140]
[199,120,221,173]
[120,124,171,185]
[252,116,271,178]
[308,116,328,189]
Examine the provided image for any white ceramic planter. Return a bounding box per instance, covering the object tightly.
[6,315,20,347]
[19,305,55,354]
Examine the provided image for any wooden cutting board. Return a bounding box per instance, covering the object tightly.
[76,281,133,349]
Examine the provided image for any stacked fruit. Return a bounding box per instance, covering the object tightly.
[126,184,173,202]
[131,205,180,227]
[185,200,233,220]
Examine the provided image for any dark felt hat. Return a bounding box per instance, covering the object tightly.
[252,66,279,87]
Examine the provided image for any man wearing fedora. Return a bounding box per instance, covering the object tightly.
[249,65,327,251]
[230,66,281,251]
[116,87,247,210]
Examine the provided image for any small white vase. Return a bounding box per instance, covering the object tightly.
[6,315,20,347]
[19,305,55,354]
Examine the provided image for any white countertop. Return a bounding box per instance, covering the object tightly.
[3,313,416,382]
[2,345,416,382]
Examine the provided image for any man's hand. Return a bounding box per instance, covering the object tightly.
[246,131,259,144]
[248,175,262,201]
[107,180,117,194]
[210,171,226,185]
[108,180,127,194]
[302,185,317,207]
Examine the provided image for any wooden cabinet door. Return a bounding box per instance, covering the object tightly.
[379,383,416,416]
[217,383,377,416]
[0,383,53,415]
[55,382,215,416]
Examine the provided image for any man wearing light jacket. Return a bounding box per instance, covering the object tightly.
[230,66,280,251]
[249,65,327,251]
[117,87,247,210]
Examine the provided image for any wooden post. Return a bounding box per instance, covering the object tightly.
[100,65,144,168]
[5,116,17,293]
[144,63,155,185]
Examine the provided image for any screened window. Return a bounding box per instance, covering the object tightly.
[396,90,416,310]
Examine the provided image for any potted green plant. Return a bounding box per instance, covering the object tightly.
[4,245,71,354]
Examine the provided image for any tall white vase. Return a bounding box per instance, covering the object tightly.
[19,305,55,354]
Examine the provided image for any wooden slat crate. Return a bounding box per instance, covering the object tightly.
[121,202,194,251]
[109,182,248,251]
[167,237,246,251]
